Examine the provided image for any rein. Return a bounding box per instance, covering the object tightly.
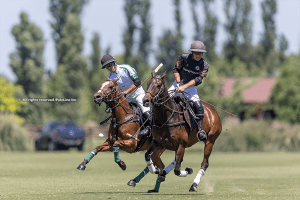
[98,80,138,125]
[146,77,185,128]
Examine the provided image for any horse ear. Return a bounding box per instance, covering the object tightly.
[151,71,155,77]
[105,77,110,81]
[161,71,167,79]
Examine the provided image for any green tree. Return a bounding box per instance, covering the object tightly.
[259,0,278,76]
[9,12,45,96]
[88,33,108,122]
[269,55,300,124]
[89,33,101,79]
[223,0,242,61]
[239,0,252,46]
[123,0,138,63]
[155,0,184,86]
[137,0,151,63]
[58,14,87,99]
[50,0,89,65]
[190,0,202,41]
[202,0,218,62]
[9,12,46,124]
[238,0,253,64]
[174,0,183,44]
[260,0,277,58]
[277,34,288,63]
[49,1,89,124]
[189,0,218,62]
[213,57,248,78]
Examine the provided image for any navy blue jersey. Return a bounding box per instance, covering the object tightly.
[173,53,209,86]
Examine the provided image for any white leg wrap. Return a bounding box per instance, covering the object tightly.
[178,170,188,177]
[193,169,205,185]
[163,160,176,174]
[146,159,156,174]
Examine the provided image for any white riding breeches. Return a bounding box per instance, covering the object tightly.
[168,80,200,102]
[126,92,150,114]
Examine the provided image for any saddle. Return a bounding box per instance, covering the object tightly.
[129,102,144,125]
[100,102,143,126]
[172,94,198,130]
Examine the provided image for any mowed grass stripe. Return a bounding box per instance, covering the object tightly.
[0,151,299,199]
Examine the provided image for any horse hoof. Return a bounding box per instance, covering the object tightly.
[157,175,165,182]
[174,168,181,176]
[189,183,197,192]
[117,161,126,171]
[155,168,162,175]
[77,164,86,171]
[127,179,136,187]
[185,167,193,175]
[147,189,158,193]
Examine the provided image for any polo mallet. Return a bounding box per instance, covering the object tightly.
[126,63,163,140]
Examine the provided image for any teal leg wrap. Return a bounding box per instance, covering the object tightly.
[134,167,149,183]
[154,175,161,191]
[85,150,97,163]
[113,147,121,162]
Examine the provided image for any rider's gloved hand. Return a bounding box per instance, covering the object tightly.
[176,82,180,89]
[121,92,127,97]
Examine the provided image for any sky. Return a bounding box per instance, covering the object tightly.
[0,0,299,82]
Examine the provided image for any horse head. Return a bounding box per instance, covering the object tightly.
[143,71,167,107]
[94,77,120,106]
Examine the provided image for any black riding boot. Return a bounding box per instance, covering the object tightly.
[135,111,151,152]
[140,111,151,136]
[193,101,207,141]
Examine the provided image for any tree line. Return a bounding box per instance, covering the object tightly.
[2,0,300,125]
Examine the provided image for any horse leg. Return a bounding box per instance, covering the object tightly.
[112,138,140,170]
[146,148,166,193]
[144,143,161,174]
[174,144,185,176]
[77,140,113,170]
[189,141,214,192]
[128,153,165,189]
[147,159,176,193]
[111,146,127,171]
[147,158,193,194]
[127,166,149,187]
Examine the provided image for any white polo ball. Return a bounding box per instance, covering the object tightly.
[99,133,104,137]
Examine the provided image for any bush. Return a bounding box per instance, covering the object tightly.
[214,118,300,152]
[0,114,29,151]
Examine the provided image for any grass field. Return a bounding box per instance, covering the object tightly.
[1,146,300,199]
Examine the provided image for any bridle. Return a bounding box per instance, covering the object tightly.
[100,80,120,103]
[145,76,169,105]
[96,79,131,112]
[145,76,185,128]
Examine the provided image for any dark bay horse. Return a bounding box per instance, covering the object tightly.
[142,71,222,192]
[77,78,162,177]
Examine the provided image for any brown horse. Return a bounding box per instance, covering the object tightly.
[77,78,160,177]
[142,71,222,192]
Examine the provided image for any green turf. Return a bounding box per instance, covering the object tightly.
[0,150,300,199]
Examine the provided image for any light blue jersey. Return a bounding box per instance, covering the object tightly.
[109,64,149,113]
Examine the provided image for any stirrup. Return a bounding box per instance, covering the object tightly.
[197,130,207,141]
[140,126,150,136]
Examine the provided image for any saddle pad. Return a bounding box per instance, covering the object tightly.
[173,94,198,129]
